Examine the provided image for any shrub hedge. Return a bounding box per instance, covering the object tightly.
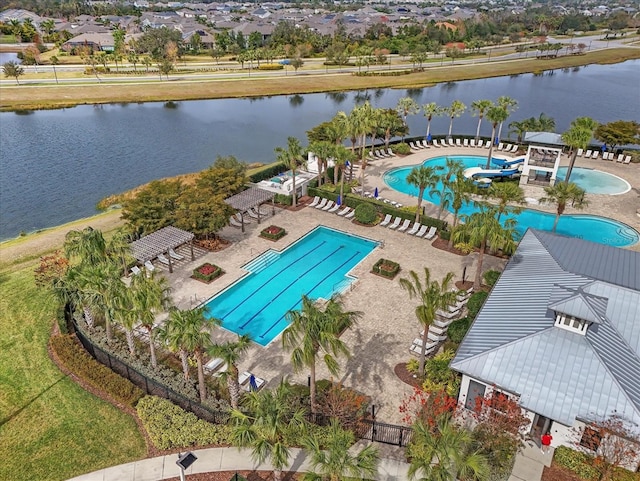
[192,263,223,283]
[51,334,144,407]
[447,316,472,343]
[467,291,489,319]
[248,162,287,183]
[273,193,293,205]
[483,270,501,288]
[136,396,233,449]
[354,203,377,224]
[372,258,400,279]
[553,446,640,481]
[392,143,411,155]
[257,63,284,70]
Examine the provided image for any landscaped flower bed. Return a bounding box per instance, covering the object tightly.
[192,263,224,283]
[372,258,400,279]
[260,225,286,241]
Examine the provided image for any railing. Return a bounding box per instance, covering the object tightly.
[355,419,414,447]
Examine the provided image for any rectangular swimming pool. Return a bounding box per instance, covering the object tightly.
[203,226,379,346]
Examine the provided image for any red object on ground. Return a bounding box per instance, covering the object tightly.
[541,433,553,446]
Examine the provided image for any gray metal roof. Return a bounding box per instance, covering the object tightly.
[224,187,274,212]
[130,226,194,263]
[451,229,640,427]
[523,131,565,145]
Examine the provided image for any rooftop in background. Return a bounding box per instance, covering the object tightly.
[451,229,640,427]
[523,131,565,146]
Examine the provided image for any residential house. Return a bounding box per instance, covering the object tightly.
[451,229,640,468]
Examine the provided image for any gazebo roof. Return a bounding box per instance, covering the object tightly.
[224,187,274,212]
[130,226,194,263]
[524,131,565,146]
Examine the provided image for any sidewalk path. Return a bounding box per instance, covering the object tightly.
[67,447,412,481]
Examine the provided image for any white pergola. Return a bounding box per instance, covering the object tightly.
[130,226,194,273]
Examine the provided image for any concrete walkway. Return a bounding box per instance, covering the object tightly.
[509,442,553,481]
[66,446,412,481]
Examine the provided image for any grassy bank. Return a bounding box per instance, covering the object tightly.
[1,48,638,111]
[0,266,146,481]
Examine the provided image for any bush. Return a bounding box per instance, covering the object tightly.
[447,316,472,343]
[553,446,600,481]
[51,334,144,407]
[354,203,377,224]
[273,193,292,205]
[467,291,489,319]
[258,63,284,70]
[192,262,223,283]
[372,258,400,279]
[392,143,411,155]
[483,270,501,287]
[136,396,233,449]
[260,225,286,241]
[439,229,451,241]
[248,162,287,183]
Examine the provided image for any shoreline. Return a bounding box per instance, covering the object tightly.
[1,49,638,112]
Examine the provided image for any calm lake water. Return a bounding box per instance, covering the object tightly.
[0,52,19,64]
[1,60,639,240]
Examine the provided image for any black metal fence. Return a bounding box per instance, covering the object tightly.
[73,324,413,447]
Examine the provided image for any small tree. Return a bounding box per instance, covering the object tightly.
[3,61,24,84]
[540,182,588,232]
[291,56,304,73]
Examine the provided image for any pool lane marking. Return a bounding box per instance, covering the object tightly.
[240,245,345,331]
[216,240,327,320]
[259,250,361,340]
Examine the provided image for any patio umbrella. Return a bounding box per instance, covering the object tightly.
[495,137,500,145]
[374,187,379,199]
[249,374,258,392]
[427,133,432,143]
[601,144,606,152]
[337,195,341,206]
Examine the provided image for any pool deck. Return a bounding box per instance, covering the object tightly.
[161,145,637,426]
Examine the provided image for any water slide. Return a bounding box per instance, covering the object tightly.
[463,155,525,183]
[491,154,526,167]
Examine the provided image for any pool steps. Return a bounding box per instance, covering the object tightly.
[244,250,280,274]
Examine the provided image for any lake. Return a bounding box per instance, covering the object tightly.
[0,60,639,241]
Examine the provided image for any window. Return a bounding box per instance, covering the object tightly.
[555,313,588,335]
[580,426,602,451]
[465,380,486,411]
[491,390,511,413]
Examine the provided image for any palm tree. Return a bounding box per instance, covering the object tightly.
[207,335,251,410]
[484,104,510,169]
[308,140,335,186]
[535,112,556,132]
[445,100,466,138]
[407,165,440,223]
[452,206,517,289]
[231,380,307,481]
[471,99,493,142]
[333,145,355,201]
[399,268,457,377]
[423,102,443,140]
[282,295,361,413]
[396,97,420,140]
[486,182,526,221]
[562,117,597,183]
[3,60,24,85]
[50,55,59,84]
[446,174,476,248]
[275,136,305,207]
[379,108,407,149]
[540,182,588,232]
[64,227,107,266]
[496,96,518,141]
[302,418,379,481]
[408,415,490,481]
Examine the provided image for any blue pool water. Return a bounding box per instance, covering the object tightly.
[556,167,630,195]
[384,156,639,247]
[204,226,379,346]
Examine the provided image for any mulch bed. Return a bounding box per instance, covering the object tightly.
[195,238,231,252]
[431,237,467,256]
[394,363,422,389]
[165,471,300,481]
[190,272,225,284]
[541,465,582,481]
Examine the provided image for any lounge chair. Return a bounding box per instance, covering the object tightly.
[131,265,142,276]
[204,357,225,374]
[448,138,454,147]
[248,208,260,219]
[485,140,491,149]
[229,216,242,228]
[169,248,184,260]
[455,138,462,147]
[375,150,386,159]
[235,212,251,224]
[409,141,419,150]
[591,151,599,159]
[411,337,439,351]
[388,216,402,229]
[624,155,632,164]
[419,140,428,148]
[368,150,376,160]
[617,154,624,163]
[327,203,340,213]
[238,371,250,386]
[157,254,171,266]
[577,148,583,157]
[144,260,155,272]
[463,138,469,147]
[496,143,504,151]
[407,222,422,235]
[337,206,351,216]
[397,219,411,232]
[584,150,592,158]
[322,200,335,211]
[379,214,392,227]
[432,139,441,147]
[308,196,320,207]
[414,225,429,237]
[387,148,395,157]
[344,209,355,219]
[315,198,328,209]
[509,144,518,153]
[424,226,437,240]
[436,308,460,319]
[409,343,437,357]
[470,139,476,147]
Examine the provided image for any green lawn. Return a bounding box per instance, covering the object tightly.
[0,267,146,481]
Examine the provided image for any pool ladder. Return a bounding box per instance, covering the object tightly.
[244,250,279,274]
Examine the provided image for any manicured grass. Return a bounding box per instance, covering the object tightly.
[0,267,146,481]
[1,48,637,111]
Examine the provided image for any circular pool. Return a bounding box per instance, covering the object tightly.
[556,167,631,195]
[383,155,639,247]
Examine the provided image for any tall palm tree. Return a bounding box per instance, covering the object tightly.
[396,97,420,140]
[64,227,107,266]
[446,174,476,248]
[282,295,361,413]
[562,117,597,183]
[302,418,379,481]
[334,145,355,201]
[50,55,59,84]
[379,108,407,149]
[496,96,518,141]
[399,268,457,377]
[308,140,335,186]
[484,105,510,169]
[407,165,440,223]
[471,99,493,142]
[106,226,134,276]
[423,102,443,140]
[452,206,517,289]
[275,136,305,207]
[540,182,588,232]
[535,112,556,131]
[445,100,466,138]
[207,335,251,410]
[486,182,526,221]
[408,415,490,481]
[231,380,307,481]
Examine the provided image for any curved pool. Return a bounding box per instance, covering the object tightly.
[556,167,631,195]
[383,156,639,247]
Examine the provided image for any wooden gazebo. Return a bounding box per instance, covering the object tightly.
[130,226,194,273]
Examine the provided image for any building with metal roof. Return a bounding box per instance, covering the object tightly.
[451,229,640,454]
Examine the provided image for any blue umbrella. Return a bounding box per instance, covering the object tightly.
[601,144,606,152]
[427,133,432,142]
[249,374,258,391]
[337,195,342,206]
[345,160,350,167]
[495,137,500,145]
[374,187,379,199]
